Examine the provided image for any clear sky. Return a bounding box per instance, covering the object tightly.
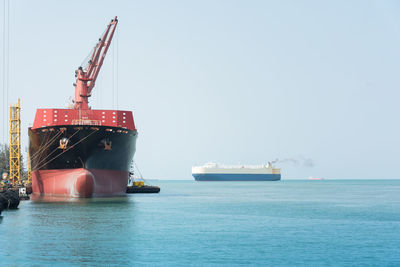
[1,0,399,179]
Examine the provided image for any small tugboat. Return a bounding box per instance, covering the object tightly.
[126,163,160,194]
[308,177,324,180]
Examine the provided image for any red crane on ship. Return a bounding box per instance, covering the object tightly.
[74,16,118,110]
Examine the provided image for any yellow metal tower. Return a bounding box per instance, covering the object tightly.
[9,99,21,186]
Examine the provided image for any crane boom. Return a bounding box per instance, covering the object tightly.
[74,16,118,110]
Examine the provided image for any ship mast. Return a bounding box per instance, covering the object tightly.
[73,16,118,110]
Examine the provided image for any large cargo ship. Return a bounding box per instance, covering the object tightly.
[192,162,281,181]
[29,17,138,197]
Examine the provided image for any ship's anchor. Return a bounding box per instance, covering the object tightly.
[59,137,69,150]
[101,139,112,151]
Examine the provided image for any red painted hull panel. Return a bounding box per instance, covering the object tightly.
[32,168,129,197]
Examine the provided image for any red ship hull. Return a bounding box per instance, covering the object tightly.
[32,168,129,197]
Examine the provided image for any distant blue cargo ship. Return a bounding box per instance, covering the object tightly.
[192,162,281,181]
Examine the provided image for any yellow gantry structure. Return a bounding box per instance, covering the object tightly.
[9,99,21,186]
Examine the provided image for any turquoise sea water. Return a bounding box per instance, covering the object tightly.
[1,180,400,266]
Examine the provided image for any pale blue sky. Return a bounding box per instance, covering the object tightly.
[1,0,399,179]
